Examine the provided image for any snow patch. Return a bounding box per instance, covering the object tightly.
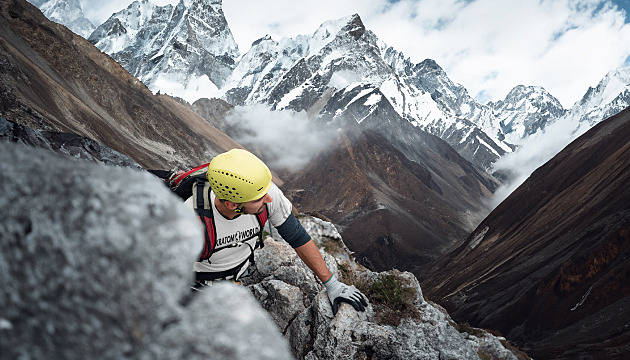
[364,93,382,106]
[151,73,220,103]
[277,86,304,109]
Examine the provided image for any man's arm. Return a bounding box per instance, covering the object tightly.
[273,212,368,314]
[294,239,332,282]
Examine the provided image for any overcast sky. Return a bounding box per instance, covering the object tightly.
[79,0,630,108]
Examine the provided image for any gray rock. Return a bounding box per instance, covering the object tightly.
[250,219,519,360]
[0,141,293,360]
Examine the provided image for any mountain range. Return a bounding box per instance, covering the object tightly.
[81,0,630,174]
[7,0,630,358]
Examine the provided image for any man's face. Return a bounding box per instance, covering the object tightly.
[240,193,273,215]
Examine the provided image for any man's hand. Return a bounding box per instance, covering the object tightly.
[323,274,368,315]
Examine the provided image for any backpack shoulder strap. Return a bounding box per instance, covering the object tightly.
[256,205,269,227]
[194,177,217,261]
[253,205,269,250]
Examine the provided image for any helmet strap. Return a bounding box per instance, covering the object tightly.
[234,203,245,213]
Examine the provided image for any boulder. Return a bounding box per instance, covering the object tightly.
[0,141,293,360]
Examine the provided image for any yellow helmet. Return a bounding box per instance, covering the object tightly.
[207,149,272,203]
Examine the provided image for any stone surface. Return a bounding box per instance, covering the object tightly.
[248,220,519,360]
[0,141,293,360]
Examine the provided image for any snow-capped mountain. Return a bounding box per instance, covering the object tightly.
[382,53,514,168]
[27,0,94,38]
[222,14,513,170]
[567,66,630,125]
[489,85,567,144]
[88,0,240,103]
[33,0,630,173]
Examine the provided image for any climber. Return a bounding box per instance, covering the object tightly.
[177,148,368,315]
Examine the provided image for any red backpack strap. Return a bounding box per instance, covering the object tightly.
[171,163,210,187]
[197,211,216,261]
[252,205,269,251]
[195,177,217,261]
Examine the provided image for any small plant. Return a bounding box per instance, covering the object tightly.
[337,260,371,292]
[364,272,421,326]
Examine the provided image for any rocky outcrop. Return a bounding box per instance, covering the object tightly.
[0,141,292,360]
[0,117,141,168]
[247,217,522,360]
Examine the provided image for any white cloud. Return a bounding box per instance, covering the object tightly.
[489,115,591,207]
[224,105,337,172]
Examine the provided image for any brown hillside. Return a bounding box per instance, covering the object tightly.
[422,107,630,359]
[283,127,493,273]
[0,0,239,169]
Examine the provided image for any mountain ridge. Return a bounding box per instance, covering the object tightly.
[421,106,630,359]
[32,0,630,174]
[1,0,240,169]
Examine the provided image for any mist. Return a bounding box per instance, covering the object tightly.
[224,104,338,172]
[490,115,591,208]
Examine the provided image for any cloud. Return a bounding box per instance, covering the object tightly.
[224,104,337,172]
[489,115,591,208]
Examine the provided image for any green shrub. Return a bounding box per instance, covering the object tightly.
[364,273,421,326]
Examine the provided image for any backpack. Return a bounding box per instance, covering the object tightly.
[163,164,268,263]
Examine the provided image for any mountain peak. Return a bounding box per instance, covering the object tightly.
[341,13,365,40]
[34,0,95,38]
[311,14,366,43]
[251,34,273,47]
[417,58,444,72]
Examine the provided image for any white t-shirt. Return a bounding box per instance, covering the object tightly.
[186,182,293,273]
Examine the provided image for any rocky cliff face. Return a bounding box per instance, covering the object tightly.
[422,107,630,359]
[0,140,524,360]
[248,217,522,360]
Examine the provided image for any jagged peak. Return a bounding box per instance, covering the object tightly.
[342,13,366,40]
[251,34,273,47]
[417,58,444,73]
[506,84,545,96]
[311,13,365,42]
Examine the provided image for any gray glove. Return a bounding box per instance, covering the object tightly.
[323,274,368,315]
